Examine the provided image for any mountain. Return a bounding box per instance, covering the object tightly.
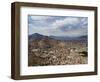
[78,35,87,40]
[28,33,59,49]
[49,35,87,41]
[29,33,87,42]
[29,33,45,41]
[29,33,54,41]
[49,36,74,40]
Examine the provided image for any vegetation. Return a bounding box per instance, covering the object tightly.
[79,51,88,57]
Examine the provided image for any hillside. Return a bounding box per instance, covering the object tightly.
[28,33,88,66]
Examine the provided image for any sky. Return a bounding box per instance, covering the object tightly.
[28,15,88,37]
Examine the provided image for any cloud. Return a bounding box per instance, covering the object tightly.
[52,17,79,28]
[29,15,50,21]
[28,15,88,37]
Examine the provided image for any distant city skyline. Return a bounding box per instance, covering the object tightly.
[28,15,88,37]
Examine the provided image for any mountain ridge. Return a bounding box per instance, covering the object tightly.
[29,33,87,41]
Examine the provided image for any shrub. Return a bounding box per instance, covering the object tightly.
[79,51,88,57]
